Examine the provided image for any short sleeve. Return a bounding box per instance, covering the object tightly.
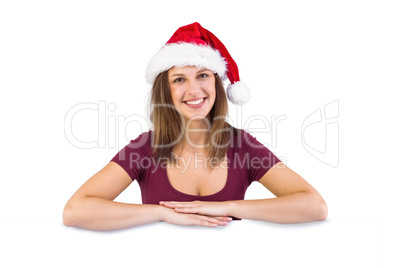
[240,130,282,183]
[110,132,151,181]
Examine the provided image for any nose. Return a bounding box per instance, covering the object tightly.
[186,78,201,95]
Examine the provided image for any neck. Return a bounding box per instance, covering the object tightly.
[177,118,210,154]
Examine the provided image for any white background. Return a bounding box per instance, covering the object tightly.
[1,0,401,267]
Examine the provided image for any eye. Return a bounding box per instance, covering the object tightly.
[198,73,209,79]
[172,77,185,83]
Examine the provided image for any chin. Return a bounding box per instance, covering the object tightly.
[184,114,209,122]
[182,110,212,122]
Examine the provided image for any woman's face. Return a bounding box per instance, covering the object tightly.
[168,66,216,122]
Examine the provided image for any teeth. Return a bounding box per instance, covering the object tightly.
[186,98,204,105]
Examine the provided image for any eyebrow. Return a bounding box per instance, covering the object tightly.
[170,69,210,77]
[197,68,209,73]
[171,73,185,77]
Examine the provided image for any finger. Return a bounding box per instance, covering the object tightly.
[207,216,232,225]
[197,220,218,227]
[163,201,194,206]
[160,201,184,207]
[213,216,233,222]
[193,217,219,227]
[161,202,195,209]
[175,206,199,214]
[159,201,177,208]
[197,215,229,227]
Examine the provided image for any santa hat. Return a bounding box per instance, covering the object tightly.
[145,22,250,105]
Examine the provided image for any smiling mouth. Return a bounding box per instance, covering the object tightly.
[183,97,206,105]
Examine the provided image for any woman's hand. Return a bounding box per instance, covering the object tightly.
[160,205,232,227]
[160,201,231,218]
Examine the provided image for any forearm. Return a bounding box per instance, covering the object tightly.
[63,197,164,231]
[226,192,328,223]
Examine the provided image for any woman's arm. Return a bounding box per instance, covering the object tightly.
[161,163,328,223]
[63,162,231,231]
[226,193,327,223]
[227,162,328,223]
[63,161,159,230]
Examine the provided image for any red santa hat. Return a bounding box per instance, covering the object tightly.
[145,22,250,105]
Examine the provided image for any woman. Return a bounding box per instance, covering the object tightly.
[63,22,327,231]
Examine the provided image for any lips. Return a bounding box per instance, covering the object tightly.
[183,97,205,105]
[183,97,207,108]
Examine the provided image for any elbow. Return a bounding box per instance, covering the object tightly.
[316,198,328,221]
[305,191,328,222]
[305,192,328,222]
[63,202,77,227]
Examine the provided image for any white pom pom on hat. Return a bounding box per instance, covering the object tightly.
[227,81,250,105]
[145,22,250,105]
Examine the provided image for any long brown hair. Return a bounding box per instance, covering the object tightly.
[149,70,238,167]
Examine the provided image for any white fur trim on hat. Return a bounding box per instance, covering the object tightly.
[145,43,227,84]
[227,81,250,105]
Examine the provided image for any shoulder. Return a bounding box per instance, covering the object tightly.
[231,128,262,149]
[110,130,154,181]
[116,130,153,157]
[230,128,279,161]
[127,130,153,148]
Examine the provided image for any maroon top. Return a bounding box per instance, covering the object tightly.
[111,129,281,206]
